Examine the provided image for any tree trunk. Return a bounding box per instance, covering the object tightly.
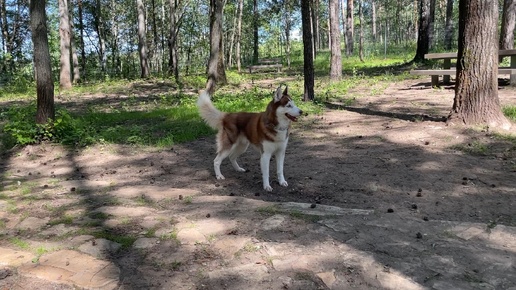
[252,0,258,64]
[69,4,80,84]
[94,0,106,72]
[444,0,453,50]
[329,0,341,80]
[236,0,243,71]
[78,0,86,76]
[206,0,226,95]
[500,0,515,53]
[29,0,55,124]
[312,0,319,52]
[358,0,364,62]
[413,0,430,62]
[227,4,237,68]
[371,0,376,41]
[341,0,347,49]
[448,0,511,130]
[168,0,179,81]
[345,0,353,56]
[137,0,150,78]
[429,0,435,49]
[59,0,72,89]
[284,0,292,69]
[301,0,314,101]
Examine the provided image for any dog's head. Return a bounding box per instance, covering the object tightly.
[272,85,303,122]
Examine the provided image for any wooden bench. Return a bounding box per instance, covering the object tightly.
[411,50,516,86]
[248,58,282,73]
[410,68,516,87]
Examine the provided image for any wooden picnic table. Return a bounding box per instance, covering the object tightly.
[423,49,516,85]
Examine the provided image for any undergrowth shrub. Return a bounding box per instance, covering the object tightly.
[2,104,93,147]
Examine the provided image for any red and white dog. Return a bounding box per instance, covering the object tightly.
[197,85,303,191]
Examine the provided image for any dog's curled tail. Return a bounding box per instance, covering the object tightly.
[197,90,224,130]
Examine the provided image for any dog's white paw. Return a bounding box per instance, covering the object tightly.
[279,180,288,187]
[216,174,225,180]
[235,167,246,172]
[264,184,273,192]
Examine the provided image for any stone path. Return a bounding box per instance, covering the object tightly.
[1,186,516,289]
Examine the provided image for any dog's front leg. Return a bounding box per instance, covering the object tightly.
[260,152,273,191]
[275,148,288,187]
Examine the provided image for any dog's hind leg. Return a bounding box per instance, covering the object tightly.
[229,138,249,172]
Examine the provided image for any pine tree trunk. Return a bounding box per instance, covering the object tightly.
[137,0,150,78]
[206,0,226,94]
[236,0,243,72]
[500,0,516,52]
[301,0,314,101]
[252,0,258,63]
[358,0,364,62]
[341,0,347,49]
[345,0,353,56]
[329,0,341,80]
[413,0,430,62]
[444,0,453,50]
[59,0,72,89]
[29,0,55,124]
[448,0,511,130]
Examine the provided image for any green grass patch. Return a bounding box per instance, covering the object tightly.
[503,105,516,122]
[92,230,137,249]
[10,237,30,249]
[451,141,489,156]
[48,214,75,226]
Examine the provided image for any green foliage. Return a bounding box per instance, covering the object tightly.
[503,105,516,121]
[1,105,95,148]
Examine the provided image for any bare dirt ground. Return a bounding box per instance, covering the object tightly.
[1,78,516,290]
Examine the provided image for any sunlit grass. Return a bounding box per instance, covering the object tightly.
[503,105,516,121]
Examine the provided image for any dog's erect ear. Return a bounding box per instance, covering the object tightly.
[283,85,288,96]
[274,85,284,103]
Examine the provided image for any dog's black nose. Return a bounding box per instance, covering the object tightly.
[299,110,304,115]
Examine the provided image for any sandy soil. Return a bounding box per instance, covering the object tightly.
[1,78,516,289]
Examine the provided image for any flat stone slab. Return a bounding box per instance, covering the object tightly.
[78,238,121,258]
[110,186,201,201]
[16,217,50,231]
[133,238,158,249]
[18,250,119,289]
[0,247,35,267]
[93,206,156,218]
[278,202,374,216]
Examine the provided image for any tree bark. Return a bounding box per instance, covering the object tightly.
[283,0,292,69]
[77,0,86,75]
[341,0,347,48]
[168,0,179,81]
[500,0,516,53]
[252,0,258,64]
[301,0,314,101]
[206,0,226,95]
[448,0,511,130]
[29,0,55,124]
[137,0,150,78]
[69,4,80,84]
[444,0,453,50]
[236,0,243,71]
[371,0,376,41]
[329,0,341,80]
[345,0,353,56]
[413,0,430,62]
[94,0,106,72]
[59,0,72,89]
[358,0,364,62]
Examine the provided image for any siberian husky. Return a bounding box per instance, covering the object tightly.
[197,85,303,191]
